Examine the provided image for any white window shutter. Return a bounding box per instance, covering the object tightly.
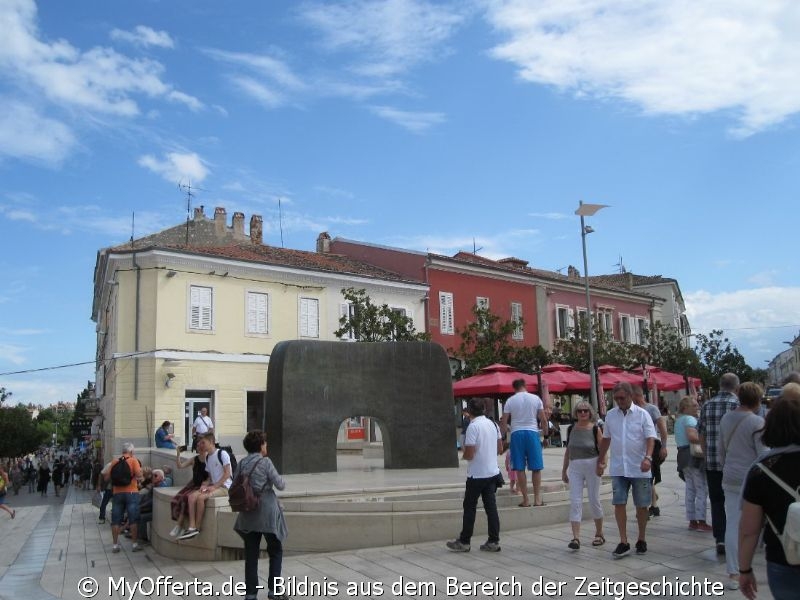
[439,292,454,334]
[190,286,212,330]
[247,292,268,334]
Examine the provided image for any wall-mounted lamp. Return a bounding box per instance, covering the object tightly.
[165,372,176,388]
[545,288,555,296]
[166,270,177,278]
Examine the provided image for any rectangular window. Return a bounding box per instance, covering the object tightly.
[339,303,358,341]
[299,297,319,338]
[636,317,648,344]
[620,314,631,343]
[556,305,572,339]
[511,302,523,340]
[602,312,613,336]
[189,285,213,331]
[476,296,490,310]
[439,292,455,335]
[576,307,588,339]
[246,292,269,335]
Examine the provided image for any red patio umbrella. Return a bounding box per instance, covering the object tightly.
[596,364,642,388]
[540,363,592,392]
[632,365,701,392]
[452,364,566,397]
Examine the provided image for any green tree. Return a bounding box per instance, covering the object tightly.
[693,329,754,391]
[334,288,429,342]
[36,407,74,446]
[0,405,46,456]
[451,305,550,377]
[642,322,703,376]
[0,387,11,406]
[553,321,643,371]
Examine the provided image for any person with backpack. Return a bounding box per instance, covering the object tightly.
[102,442,143,554]
[169,445,208,538]
[179,433,232,540]
[739,383,800,600]
[233,430,287,600]
[561,400,604,551]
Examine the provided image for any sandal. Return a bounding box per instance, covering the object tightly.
[592,534,605,546]
[568,538,580,550]
[518,502,531,507]
[533,502,546,507]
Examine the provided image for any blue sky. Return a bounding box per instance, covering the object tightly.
[1,0,799,405]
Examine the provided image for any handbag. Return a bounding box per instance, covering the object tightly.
[756,462,800,565]
[690,442,704,458]
[92,490,103,508]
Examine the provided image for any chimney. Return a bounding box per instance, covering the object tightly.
[250,215,263,244]
[626,272,634,290]
[567,265,580,279]
[214,207,227,238]
[193,205,205,221]
[316,232,331,253]
[232,212,245,238]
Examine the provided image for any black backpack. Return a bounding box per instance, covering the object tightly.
[216,446,238,477]
[110,456,132,486]
[566,424,600,454]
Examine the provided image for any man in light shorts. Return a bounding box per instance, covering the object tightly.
[596,382,656,559]
[500,379,548,507]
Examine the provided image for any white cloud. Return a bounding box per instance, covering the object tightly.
[390,229,542,260]
[747,269,779,287]
[0,342,27,365]
[110,25,175,49]
[0,101,76,164]
[299,0,466,77]
[485,0,800,135]
[138,151,209,184]
[529,211,571,220]
[369,105,446,132]
[230,76,286,109]
[204,49,306,91]
[685,287,800,363]
[0,375,90,406]
[0,0,201,117]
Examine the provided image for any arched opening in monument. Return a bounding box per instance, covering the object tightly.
[336,416,386,471]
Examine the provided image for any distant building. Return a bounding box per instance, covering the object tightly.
[91,207,426,459]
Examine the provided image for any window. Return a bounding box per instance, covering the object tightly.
[391,307,412,340]
[246,292,269,335]
[620,314,631,343]
[598,310,613,336]
[556,305,573,339]
[636,317,648,344]
[189,285,213,331]
[439,292,455,335]
[299,297,319,338]
[576,307,588,339]
[339,302,358,341]
[511,302,523,340]
[476,296,489,310]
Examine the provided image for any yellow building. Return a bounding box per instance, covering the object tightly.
[91,207,427,459]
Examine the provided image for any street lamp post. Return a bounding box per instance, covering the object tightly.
[575,201,609,412]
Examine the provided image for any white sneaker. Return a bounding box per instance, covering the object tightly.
[169,525,183,537]
[112,544,121,554]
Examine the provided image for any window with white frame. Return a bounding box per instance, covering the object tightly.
[576,307,588,339]
[511,302,523,340]
[246,291,270,335]
[476,296,489,310]
[189,285,213,331]
[391,307,412,340]
[299,297,319,338]
[339,302,358,341]
[556,305,573,339]
[620,314,631,343]
[636,317,648,345]
[601,311,613,336]
[439,292,455,335]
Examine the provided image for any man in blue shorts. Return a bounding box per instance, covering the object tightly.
[500,379,548,507]
[596,382,656,559]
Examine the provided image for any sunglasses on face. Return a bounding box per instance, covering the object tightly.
[576,409,590,413]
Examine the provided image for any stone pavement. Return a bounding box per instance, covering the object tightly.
[0,446,774,599]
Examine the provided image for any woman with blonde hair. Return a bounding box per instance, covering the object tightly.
[674,396,712,532]
[562,400,604,550]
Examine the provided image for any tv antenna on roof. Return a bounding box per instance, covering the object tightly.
[177,180,206,246]
[614,255,626,274]
[472,238,483,254]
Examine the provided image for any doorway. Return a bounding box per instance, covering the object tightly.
[184,391,213,446]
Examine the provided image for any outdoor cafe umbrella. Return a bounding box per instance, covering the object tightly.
[452,363,567,397]
[596,364,642,388]
[540,363,592,392]
[632,365,701,392]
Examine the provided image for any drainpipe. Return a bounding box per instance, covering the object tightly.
[132,251,141,402]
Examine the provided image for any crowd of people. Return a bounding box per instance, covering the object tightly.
[448,372,800,600]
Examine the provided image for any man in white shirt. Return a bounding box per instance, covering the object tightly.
[596,382,656,559]
[191,407,214,451]
[446,398,503,553]
[500,379,548,507]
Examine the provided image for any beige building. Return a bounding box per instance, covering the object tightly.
[91,207,427,459]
